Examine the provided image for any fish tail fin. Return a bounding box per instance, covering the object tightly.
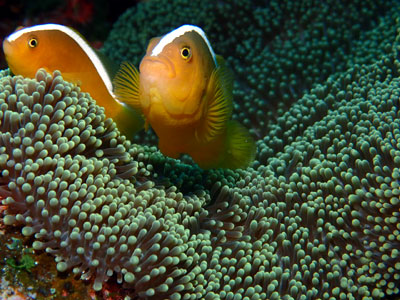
[219,120,256,169]
[190,120,256,169]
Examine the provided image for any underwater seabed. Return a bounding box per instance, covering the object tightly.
[2,0,400,299]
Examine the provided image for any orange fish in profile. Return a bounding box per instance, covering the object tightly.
[113,25,256,169]
[2,23,143,138]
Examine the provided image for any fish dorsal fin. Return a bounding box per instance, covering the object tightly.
[195,55,234,142]
[14,26,24,32]
[113,61,142,113]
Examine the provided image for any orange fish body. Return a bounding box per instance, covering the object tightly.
[114,25,256,169]
[2,23,143,138]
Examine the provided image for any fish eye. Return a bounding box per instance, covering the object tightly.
[180,46,191,60]
[28,37,38,48]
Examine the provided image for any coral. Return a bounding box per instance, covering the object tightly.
[1,0,400,299]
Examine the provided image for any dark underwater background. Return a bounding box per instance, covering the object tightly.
[0,0,400,299]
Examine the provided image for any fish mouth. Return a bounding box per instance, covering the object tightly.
[140,55,176,78]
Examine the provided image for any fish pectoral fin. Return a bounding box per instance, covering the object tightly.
[113,61,143,113]
[195,56,234,143]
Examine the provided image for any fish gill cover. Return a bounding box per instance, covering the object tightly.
[0,0,400,299]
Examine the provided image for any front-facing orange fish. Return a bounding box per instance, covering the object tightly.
[2,23,143,138]
[114,25,256,169]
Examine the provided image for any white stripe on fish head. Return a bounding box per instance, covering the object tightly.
[150,25,217,66]
[6,23,119,100]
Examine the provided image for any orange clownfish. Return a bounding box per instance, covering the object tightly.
[2,23,143,138]
[113,25,256,169]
